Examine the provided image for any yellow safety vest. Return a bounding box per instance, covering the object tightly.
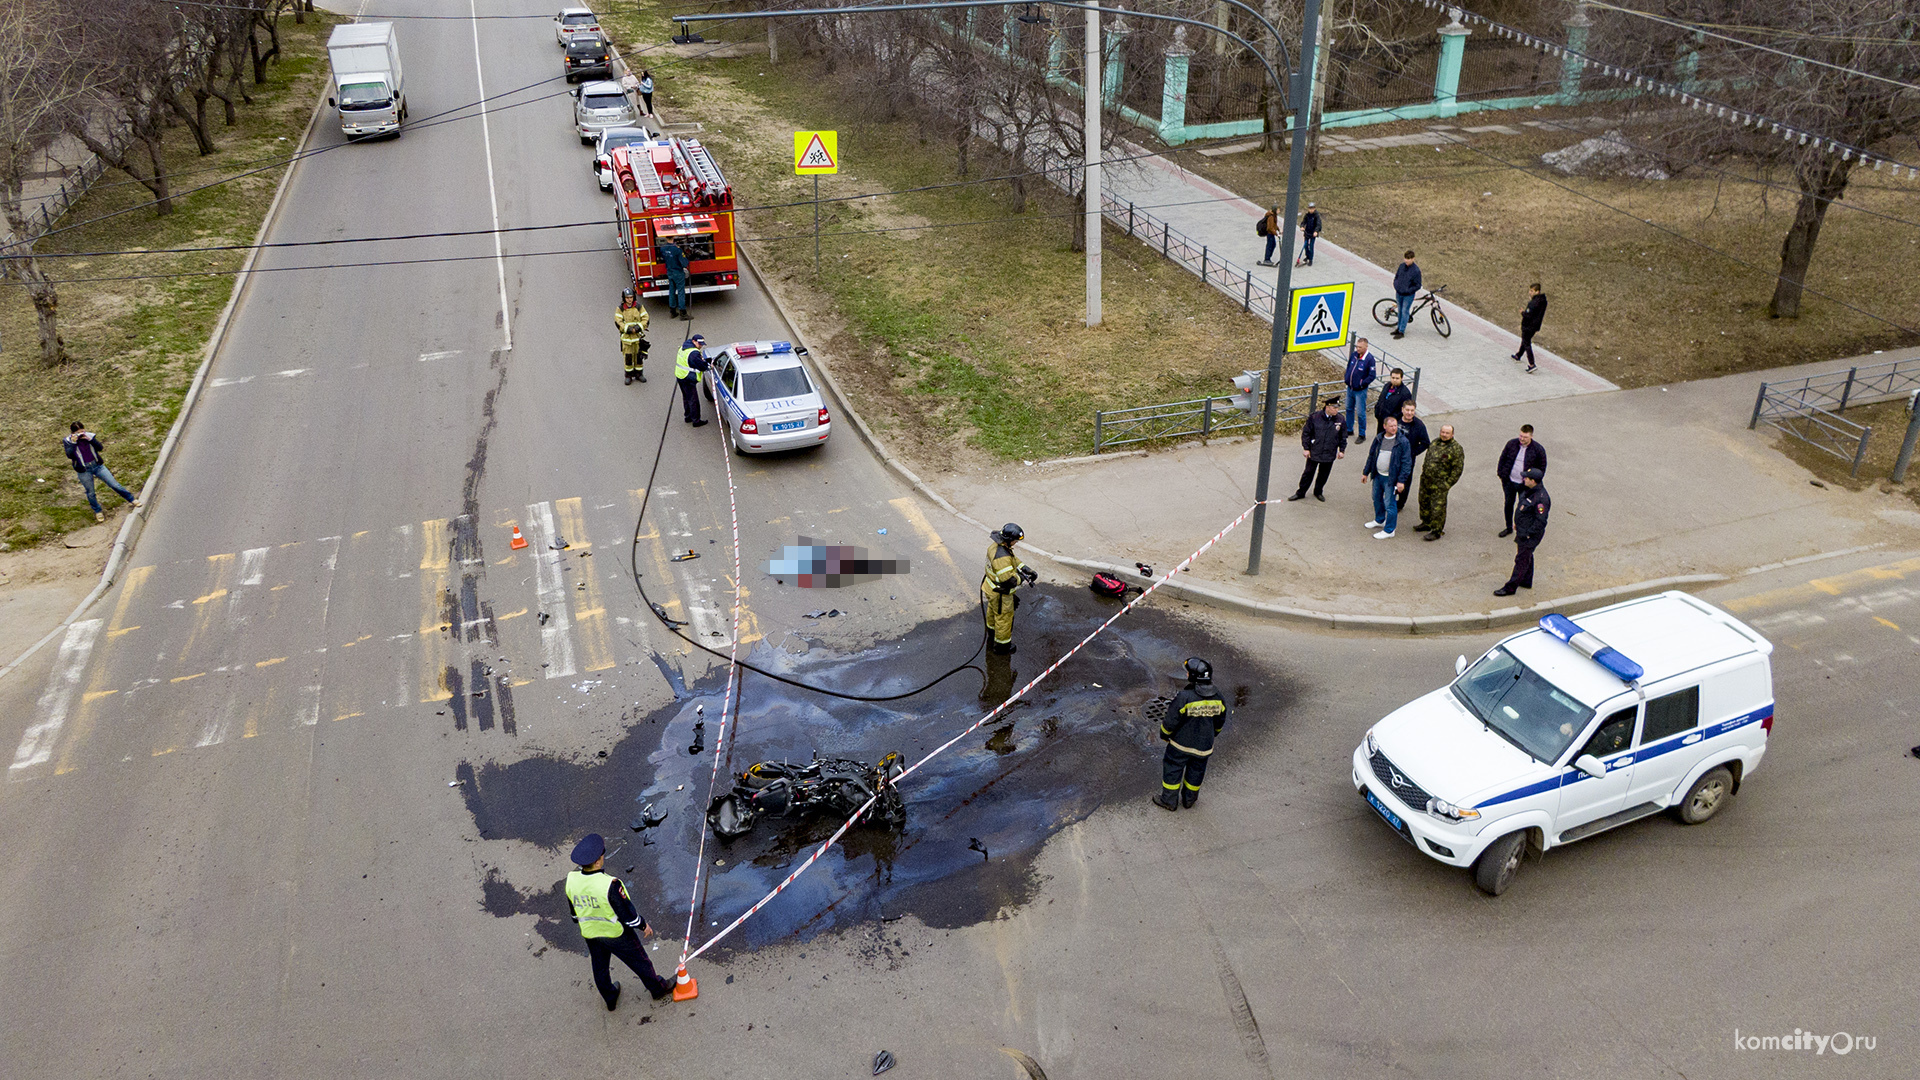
[980,542,1027,598]
[615,305,648,345]
[675,346,702,380]
[565,870,623,940]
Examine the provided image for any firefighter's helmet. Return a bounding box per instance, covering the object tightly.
[1184,657,1213,683]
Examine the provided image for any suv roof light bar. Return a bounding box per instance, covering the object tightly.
[1538,614,1644,683]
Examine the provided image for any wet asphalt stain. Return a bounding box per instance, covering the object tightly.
[466,586,1286,956]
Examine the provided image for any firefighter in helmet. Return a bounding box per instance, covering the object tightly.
[980,522,1037,654]
[1156,657,1229,811]
[615,289,649,384]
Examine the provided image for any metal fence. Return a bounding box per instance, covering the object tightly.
[1108,194,1284,323]
[4,154,105,247]
[1749,356,1920,479]
[1094,367,1420,453]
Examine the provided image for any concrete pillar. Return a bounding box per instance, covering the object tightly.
[1003,12,1021,56]
[1102,11,1130,111]
[1559,4,1590,103]
[1159,25,1194,145]
[1433,10,1470,118]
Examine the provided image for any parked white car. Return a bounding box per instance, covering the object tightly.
[593,126,652,191]
[707,341,832,454]
[553,7,601,45]
[1353,591,1774,895]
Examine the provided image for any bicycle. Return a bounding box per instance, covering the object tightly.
[1373,285,1452,338]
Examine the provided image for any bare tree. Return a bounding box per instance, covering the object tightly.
[0,1,87,364]
[1600,0,1920,319]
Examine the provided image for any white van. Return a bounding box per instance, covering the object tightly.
[1352,591,1774,895]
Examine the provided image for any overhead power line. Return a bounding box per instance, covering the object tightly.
[1580,0,1920,94]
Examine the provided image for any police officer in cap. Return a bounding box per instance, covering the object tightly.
[615,288,649,384]
[565,833,674,1011]
[981,522,1037,654]
[675,334,710,426]
[1156,658,1230,810]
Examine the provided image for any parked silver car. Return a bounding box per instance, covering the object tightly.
[572,80,635,145]
[593,126,652,191]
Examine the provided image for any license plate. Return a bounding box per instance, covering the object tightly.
[1365,788,1404,831]
[768,419,805,432]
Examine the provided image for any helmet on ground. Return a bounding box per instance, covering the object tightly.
[1184,657,1212,682]
[994,522,1025,543]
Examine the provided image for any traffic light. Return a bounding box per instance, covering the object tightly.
[1228,370,1262,416]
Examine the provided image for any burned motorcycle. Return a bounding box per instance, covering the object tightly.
[706,752,907,841]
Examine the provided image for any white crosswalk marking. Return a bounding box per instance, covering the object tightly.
[526,502,578,678]
[11,620,105,772]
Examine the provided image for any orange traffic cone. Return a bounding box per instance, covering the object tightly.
[509,525,528,550]
[671,963,698,1001]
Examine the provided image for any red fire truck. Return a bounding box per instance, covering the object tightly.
[610,136,740,299]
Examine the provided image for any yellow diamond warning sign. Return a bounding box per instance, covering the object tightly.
[793,130,838,175]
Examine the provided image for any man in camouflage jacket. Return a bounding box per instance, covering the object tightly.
[1414,424,1464,541]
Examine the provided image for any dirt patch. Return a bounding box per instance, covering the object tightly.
[1185,112,1920,388]
[0,541,106,662]
[1767,396,1920,506]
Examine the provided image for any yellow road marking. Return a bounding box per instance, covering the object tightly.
[108,626,141,637]
[82,690,118,703]
[177,553,236,666]
[1874,616,1901,630]
[419,517,454,702]
[332,712,364,723]
[556,497,616,672]
[192,588,228,605]
[171,672,205,683]
[256,656,288,668]
[889,496,964,586]
[497,607,529,620]
[1724,555,1920,614]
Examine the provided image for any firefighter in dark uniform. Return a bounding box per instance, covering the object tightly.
[1156,658,1230,810]
[565,833,674,1011]
[674,334,709,426]
[615,289,649,384]
[980,522,1037,655]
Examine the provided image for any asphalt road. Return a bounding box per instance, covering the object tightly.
[2,3,1916,1077]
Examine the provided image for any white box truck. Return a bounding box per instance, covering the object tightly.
[327,23,406,139]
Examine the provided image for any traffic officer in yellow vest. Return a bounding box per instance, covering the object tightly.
[674,334,710,426]
[615,288,649,384]
[980,522,1037,655]
[1156,658,1230,810]
[565,833,674,1011]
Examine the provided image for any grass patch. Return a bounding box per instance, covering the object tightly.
[604,11,1337,466]
[0,13,340,549]
[1769,396,1920,504]
[1187,112,1920,388]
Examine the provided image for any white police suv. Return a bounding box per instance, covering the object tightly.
[1353,591,1774,895]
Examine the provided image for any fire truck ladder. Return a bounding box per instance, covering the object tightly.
[677,139,730,201]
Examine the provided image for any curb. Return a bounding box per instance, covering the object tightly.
[0,87,329,685]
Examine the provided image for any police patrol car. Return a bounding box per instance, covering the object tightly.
[706,340,832,454]
[1353,591,1774,895]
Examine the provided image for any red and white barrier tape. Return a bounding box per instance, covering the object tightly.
[677,412,749,967]
[681,500,1266,964]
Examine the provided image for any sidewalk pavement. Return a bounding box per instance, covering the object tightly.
[1104,143,1618,414]
[0,134,96,248]
[933,349,1920,631]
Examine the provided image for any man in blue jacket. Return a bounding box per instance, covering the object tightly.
[1392,250,1422,339]
[1341,337,1377,440]
[1361,415,1412,539]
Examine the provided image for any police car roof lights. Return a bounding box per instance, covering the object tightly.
[1538,613,1645,683]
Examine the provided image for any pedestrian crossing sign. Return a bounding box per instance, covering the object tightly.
[1286,281,1354,352]
[793,130,838,174]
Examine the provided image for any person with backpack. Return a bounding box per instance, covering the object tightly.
[1256,206,1279,266]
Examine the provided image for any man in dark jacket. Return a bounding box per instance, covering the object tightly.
[1288,397,1346,502]
[659,239,691,318]
[1298,202,1322,266]
[1393,399,1430,511]
[1513,283,1548,372]
[1496,425,1548,537]
[1373,368,1412,431]
[1155,657,1230,810]
[1361,415,1413,539]
[1494,469,1550,596]
[1342,338,1377,439]
[63,422,137,522]
[1392,250,1422,338]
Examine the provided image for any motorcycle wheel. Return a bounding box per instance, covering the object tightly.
[707,793,757,840]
